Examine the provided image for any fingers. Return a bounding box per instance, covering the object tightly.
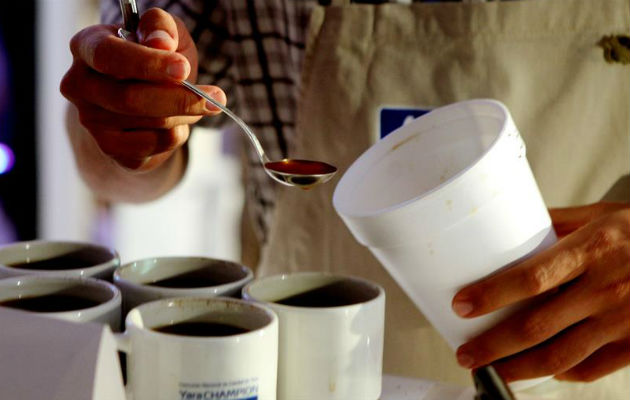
[494,306,630,382]
[455,281,605,370]
[69,24,189,81]
[550,202,629,238]
[556,339,630,382]
[452,236,587,318]
[62,63,224,117]
[93,125,189,165]
[76,101,202,131]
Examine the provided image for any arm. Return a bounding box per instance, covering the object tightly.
[60,8,226,203]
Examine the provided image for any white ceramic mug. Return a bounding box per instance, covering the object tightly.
[118,297,278,400]
[333,99,556,390]
[113,256,254,316]
[0,240,120,280]
[0,275,121,329]
[242,272,385,400]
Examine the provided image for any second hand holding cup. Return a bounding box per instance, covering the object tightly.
[117,0,337,189]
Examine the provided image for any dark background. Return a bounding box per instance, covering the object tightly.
[0,0,38,241]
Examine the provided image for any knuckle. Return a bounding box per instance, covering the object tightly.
[585,228,616,255]
[175,93,197,114]
[91,36,116,74]
[519,313,551,343]
[153,117,171,129]
[59,64,85,100]
[156,127,188,153]
[603,275,630,304]
[59,71,75,99]
[69,27,90,57]
[539,350,571,375]
[143,7,170,21]
[119,86,140,113]
[565,369,597,382]
[76,111,96,131]
[524,264,552,295]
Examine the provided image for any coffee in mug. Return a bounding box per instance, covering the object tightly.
[0,240,119,280]
[0,275,121,329]
[114,256,253,316]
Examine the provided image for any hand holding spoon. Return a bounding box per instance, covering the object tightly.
[117,0,337,189]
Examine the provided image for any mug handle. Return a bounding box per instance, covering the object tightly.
[115,332,132,399]
[115,331,131,354]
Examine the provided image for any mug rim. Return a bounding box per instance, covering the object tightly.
[0,239,120,275]
[242,271,385,312]
[113,256,254,296]
[125,296,278,342]
[0,275,122,316]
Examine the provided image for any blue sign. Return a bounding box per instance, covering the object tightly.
[379,107,431,139]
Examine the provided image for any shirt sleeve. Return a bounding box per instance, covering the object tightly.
[99,0,235,128]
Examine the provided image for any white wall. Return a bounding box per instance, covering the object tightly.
[36,0,99,241]
[111,128,243,264]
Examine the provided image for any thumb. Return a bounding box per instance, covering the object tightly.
[137,8,179,52]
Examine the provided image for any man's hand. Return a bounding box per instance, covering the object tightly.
[452,202,630,383]
[60,8,225,171]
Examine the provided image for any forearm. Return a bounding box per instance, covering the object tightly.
[66,104,187,203]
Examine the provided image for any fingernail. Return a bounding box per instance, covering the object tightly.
[457,351,475,368]
[166,61,188,80]
[452,300,474,317]
[142,30,173,45]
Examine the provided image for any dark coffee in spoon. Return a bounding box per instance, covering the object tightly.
[264,159,337,188]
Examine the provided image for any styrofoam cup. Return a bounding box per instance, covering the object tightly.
[333,99,556,389]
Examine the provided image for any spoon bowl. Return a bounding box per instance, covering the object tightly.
[181,81,338,189]
[264,159,337,189]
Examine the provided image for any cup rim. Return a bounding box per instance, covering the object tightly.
[125,296,278,342]
[0,275,122,316]
[333,99,510,219]
[0,239,120,275]
[242,271,385,312]
[113,256,254,296]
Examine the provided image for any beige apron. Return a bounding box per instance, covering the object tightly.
[255,0,629,397]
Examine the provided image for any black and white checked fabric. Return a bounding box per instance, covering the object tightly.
[101,0,500,244]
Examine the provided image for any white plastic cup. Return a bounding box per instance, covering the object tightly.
[242,272,385,400]
[118,297,278,400]
[333,99,556,389]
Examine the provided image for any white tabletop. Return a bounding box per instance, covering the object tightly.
[382,375,475,400]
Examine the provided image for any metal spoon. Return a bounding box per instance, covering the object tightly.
[117,0,337,189]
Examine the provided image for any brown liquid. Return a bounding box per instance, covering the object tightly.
[0,294,101,313]
[8,248,113,270]
[148,268,241,289]
[265,159,337,188]
[274,280,377,308]
[264,159,337,176]
[154,321,249,337]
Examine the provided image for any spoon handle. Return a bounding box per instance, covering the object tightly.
[180,81,268,164]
